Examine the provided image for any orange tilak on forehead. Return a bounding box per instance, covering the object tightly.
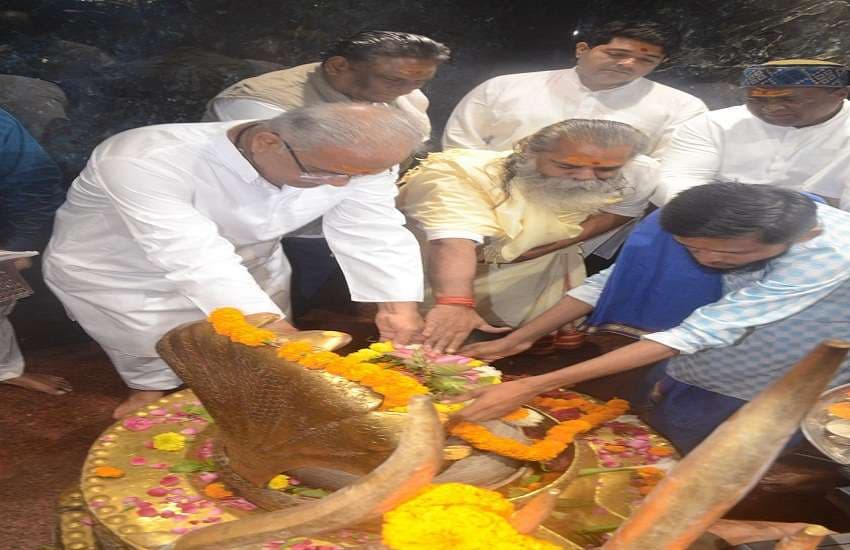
[748,87,795,98]
[562,154,621,168]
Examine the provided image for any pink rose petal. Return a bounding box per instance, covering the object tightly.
[130,456,147,466]
[160,510,176,518]
[123,417,155,432]
[198,473,218,483]
[180,427,199,436]
[169,487,186,496]
[149,408,168,416]
[159,475,180,487]
[149,462,168,469]
[147,487,168,497]
[137,507,158,517]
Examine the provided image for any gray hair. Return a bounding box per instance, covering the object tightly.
[502,118,649,183]
[262,103,424,156]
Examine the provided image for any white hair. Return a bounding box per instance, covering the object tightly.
[262,103,424,156]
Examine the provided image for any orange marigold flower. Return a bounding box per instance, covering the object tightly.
[93,466,125,478]
[501,409,529,421]
[637,467,665,479]
[203,482,234,499]
[604,444,628,453]
[649,446,674,457]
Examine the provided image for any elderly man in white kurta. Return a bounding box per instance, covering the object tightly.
[44,104,425,418]
[654,60,850,205]
[442,21,706,157]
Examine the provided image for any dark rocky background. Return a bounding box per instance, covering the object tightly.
[4,0,850,348]
[4,0,849,179]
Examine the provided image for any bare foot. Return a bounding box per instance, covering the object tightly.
[2,372,72,395]
[113,389,166,419]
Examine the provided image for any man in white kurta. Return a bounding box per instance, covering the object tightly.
[654,60,850,205]
[43,104,425,417]
[442,21,706,157]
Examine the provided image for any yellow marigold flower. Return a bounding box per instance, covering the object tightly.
[466,359,484,367]
[267,474,290,490]
[93,466,125,478]
[203,482,234,499]
[152,432,186,452]
[382,483,558,550]
[345,349,382,362]
[369,341,394,353]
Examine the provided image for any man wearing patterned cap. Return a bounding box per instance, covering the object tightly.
[654,59,850,205]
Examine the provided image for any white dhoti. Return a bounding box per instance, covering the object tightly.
[0,301,24,382]
[44,265,291,391]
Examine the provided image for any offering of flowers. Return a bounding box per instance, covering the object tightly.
[348,342,502,399]
[208,308,629,464]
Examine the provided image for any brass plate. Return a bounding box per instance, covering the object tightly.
[76,391,675,549]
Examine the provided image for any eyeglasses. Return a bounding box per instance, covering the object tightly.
[281,139,352,186]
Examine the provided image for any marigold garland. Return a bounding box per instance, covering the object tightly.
[276,341,429,410]
[450,398,629,462]
[531,396,598,412]
[208,307,277,346]
[382,483,559,550]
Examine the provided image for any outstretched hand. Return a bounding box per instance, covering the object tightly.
[422,305,511,354]
[375,306,424,346]
[447,378,542,424]
[459,335,533,361]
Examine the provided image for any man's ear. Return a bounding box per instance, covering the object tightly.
[575,42,591,58]
[323,56,350,76]
[251,130,283,153]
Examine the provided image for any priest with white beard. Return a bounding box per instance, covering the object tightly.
[44,104,426,418]
[398,119,657,354]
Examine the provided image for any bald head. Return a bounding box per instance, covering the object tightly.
[239,104,423,188]
[263,103,423,165]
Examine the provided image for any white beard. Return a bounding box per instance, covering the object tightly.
[508,158,631,213]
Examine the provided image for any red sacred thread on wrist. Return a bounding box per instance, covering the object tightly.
[436,296,476,308]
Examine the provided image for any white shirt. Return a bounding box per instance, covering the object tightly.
[44,121,423,320]
[442,68,707,157]
[655,102,850,205]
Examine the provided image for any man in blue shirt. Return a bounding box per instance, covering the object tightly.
[453,182,850,453]
[0,107,69,395]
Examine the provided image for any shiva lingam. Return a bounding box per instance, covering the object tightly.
[58,314,850,549]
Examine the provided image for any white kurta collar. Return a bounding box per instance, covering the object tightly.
[561,67,646,96]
